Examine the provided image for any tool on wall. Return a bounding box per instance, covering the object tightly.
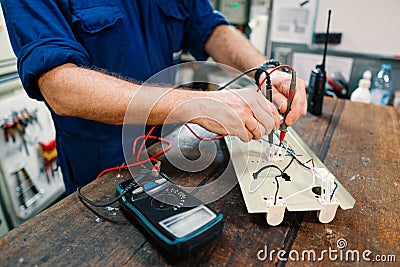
[12,167,43,211]
[38,139,58,183]
[1,108,40,156]
[12,111,29,155]
[1,117,15,143]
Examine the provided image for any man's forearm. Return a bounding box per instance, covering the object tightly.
[205,24,266,74]
[38,63,205,125]
[38,63,281,141]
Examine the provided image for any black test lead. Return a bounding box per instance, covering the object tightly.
[265,73,274,145]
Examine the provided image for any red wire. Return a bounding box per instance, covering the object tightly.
[184,124,224,141]
[268,64,295,74]
[95,158,155,180]
[136,125,157,162]
[135,135,172,162]
[96,136,171,180]
[257,78,266,92]
[96,126,172,179]
[257,65,295,93]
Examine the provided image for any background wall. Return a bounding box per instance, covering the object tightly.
[0,13,15,60]
[268,0,400,97]
[315,0,400,57]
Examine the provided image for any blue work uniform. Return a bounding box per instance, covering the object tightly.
[1,0,227,195]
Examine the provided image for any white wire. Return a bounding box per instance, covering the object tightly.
[283,165,315,201]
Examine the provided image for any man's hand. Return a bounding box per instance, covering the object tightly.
[269,70,307,126]
[205,24,308,129]
[187,88,280,142]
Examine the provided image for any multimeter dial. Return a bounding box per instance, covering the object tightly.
[151,193,178,210]
[161,187,186,209]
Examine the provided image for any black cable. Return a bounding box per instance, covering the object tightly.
[77,171,171,208]
[291,155,312,170]
[253,152,312,205]
[304,159,314,165]
[77,181,136,208]
[282,156,296,173]
[280,142,312,170]
[252,165,286,205]
[273,175,280,205]
[252,164,283,179]
[217,67,270,91]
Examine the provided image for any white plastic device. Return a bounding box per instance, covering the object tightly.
[225,128,355,226]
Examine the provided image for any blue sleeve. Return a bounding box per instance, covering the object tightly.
[183,0,228,61]
[0,0,90,101]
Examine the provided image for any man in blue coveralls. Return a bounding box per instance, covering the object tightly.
[1,0,307,195]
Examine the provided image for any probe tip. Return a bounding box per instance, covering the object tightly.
[279,131,286,144]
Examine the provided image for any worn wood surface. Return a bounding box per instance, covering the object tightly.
[0,98,398,266]
[286,101,400,266]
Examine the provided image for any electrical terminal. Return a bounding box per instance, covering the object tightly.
[151,161,161,178]
[313,167,339,223]
[265,145,286,162]
[314,168,337,203]
[264,195,287,206]
[321,172,337,203]
[266,144,274,160]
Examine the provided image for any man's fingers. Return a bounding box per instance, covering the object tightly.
[245,117,266,140]
[273,92,288,114]
[271,76,308,126]
[286,97,307,125]
[237,127,254,142]
[283,80,308,125]
[253,99,276,131]
[255,95,280,130]
[266,101,281,130]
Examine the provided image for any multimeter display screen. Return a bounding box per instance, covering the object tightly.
[159,205,216,238]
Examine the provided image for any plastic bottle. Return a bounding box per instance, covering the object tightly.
[370,64,393,105]
[350,70,372,104]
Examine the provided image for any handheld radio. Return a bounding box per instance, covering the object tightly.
[307,10,331,116]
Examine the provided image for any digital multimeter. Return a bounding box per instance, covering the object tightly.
[116,170,224,258]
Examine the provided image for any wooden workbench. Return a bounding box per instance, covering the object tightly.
[0,98,399,266]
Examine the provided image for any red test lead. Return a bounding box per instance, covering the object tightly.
[280,71,297,145]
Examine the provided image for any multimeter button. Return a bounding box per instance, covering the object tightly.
[155,178,166,184]
[132,187,144,194]
[143,181,158,191]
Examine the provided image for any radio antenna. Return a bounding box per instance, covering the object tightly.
[321,9,331,70]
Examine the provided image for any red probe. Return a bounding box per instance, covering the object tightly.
[279,71,297,145]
